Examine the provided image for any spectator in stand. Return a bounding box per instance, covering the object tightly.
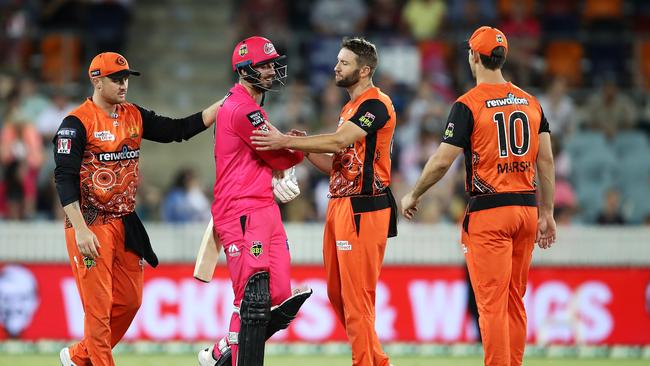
[538,76,577,142]
[16,76,50,122]
[584,75,637,138]
[397,81,449,185]
[85,0,133,54]
[264,79,317,131]
[0,108,43,219]
[554,177,577,225]
[36,88,76,142]
[596,188,625,225]
[449,0,497,26]
[402,0,447,41]
[160,168,210,223]
[365,0,404,37]
[498,0,541,86]
[310,0,367,36]
[236,0,289,45]
[317,79,345,130]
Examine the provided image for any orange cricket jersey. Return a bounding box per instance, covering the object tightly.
[442,82,550,196]
[329,87,396,197]
[69,99,143,225]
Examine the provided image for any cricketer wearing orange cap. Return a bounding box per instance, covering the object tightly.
[54,51,225,366]
[402,25,556,366]
[465,26,509,57]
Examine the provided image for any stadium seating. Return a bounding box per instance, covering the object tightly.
[568,136,617,222]
[545,40,584,86]
[564,131,608,163]
[638,40,650,89]
[611,131,650,158]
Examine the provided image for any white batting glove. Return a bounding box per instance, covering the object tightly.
[272,167,300,203]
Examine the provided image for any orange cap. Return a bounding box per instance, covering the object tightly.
[466,26,508,57]
[88,52,140,79]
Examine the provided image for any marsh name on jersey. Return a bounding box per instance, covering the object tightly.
[497,160,532,174]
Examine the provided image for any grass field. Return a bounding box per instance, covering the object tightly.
[3,354,650,366]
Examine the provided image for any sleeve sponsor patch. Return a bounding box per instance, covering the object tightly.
[443,122,455,139]
[246,110,265,127]
[56,128,77,138]
[358,112,376,127]
[57,138,71,154]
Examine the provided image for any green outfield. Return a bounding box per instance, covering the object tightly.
[3,354,650,366]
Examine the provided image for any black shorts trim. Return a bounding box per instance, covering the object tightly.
[467,192,537,213]
[345,189,398,238]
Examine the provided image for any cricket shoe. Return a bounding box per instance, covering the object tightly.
[59,347,77,366]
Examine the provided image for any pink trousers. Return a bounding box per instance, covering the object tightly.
[214,204,292,365]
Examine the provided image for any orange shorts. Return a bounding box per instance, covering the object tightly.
[462,202,537,366]
[323,194,394,366]
[65,219,143,366]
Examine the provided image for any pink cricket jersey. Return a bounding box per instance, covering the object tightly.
[211,84,303,225]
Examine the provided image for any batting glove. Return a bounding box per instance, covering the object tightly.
[272,167,300,203]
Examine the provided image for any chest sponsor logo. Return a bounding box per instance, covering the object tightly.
[57,138,71,154]
[485,93,529,108]
[57,128,77,138]
[250,241,263,258]
[227,244,240,257]
[98,145,140,162]
[444,123,455,140]
[358,111,375,127]
[336,240,352,251]
[94,130,115,141]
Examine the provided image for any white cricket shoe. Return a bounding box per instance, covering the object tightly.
[59,347,76,366]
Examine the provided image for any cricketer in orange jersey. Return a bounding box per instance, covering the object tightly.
[54,52,223,366]
[401,26,557,366]
[251,37,398,366]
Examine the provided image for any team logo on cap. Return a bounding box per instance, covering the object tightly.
[238,44,248,56]
[496,34,504,43]
[263,42,275,55]
[116,56,126,66]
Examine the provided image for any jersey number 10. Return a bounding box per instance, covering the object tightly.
[493,111,530,158]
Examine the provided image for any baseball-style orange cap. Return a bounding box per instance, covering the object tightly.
[88,52,140,79]
[465,26,508,57]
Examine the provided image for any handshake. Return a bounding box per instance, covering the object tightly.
[272,167,300,203]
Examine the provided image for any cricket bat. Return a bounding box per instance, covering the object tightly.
[193,218,222,283]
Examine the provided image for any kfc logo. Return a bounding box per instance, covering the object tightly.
[57,138,71,154]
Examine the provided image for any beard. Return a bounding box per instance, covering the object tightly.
[335,69,361,87]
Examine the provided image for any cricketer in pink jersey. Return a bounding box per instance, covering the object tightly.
[199,37,312,366]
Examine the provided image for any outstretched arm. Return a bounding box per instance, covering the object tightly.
[140,96,226,143]
[251,121,366,153]
[401,143,462,220]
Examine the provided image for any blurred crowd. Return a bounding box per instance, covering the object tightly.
[2,0,650,225]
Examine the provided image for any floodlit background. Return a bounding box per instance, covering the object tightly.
[1,0,649,364]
